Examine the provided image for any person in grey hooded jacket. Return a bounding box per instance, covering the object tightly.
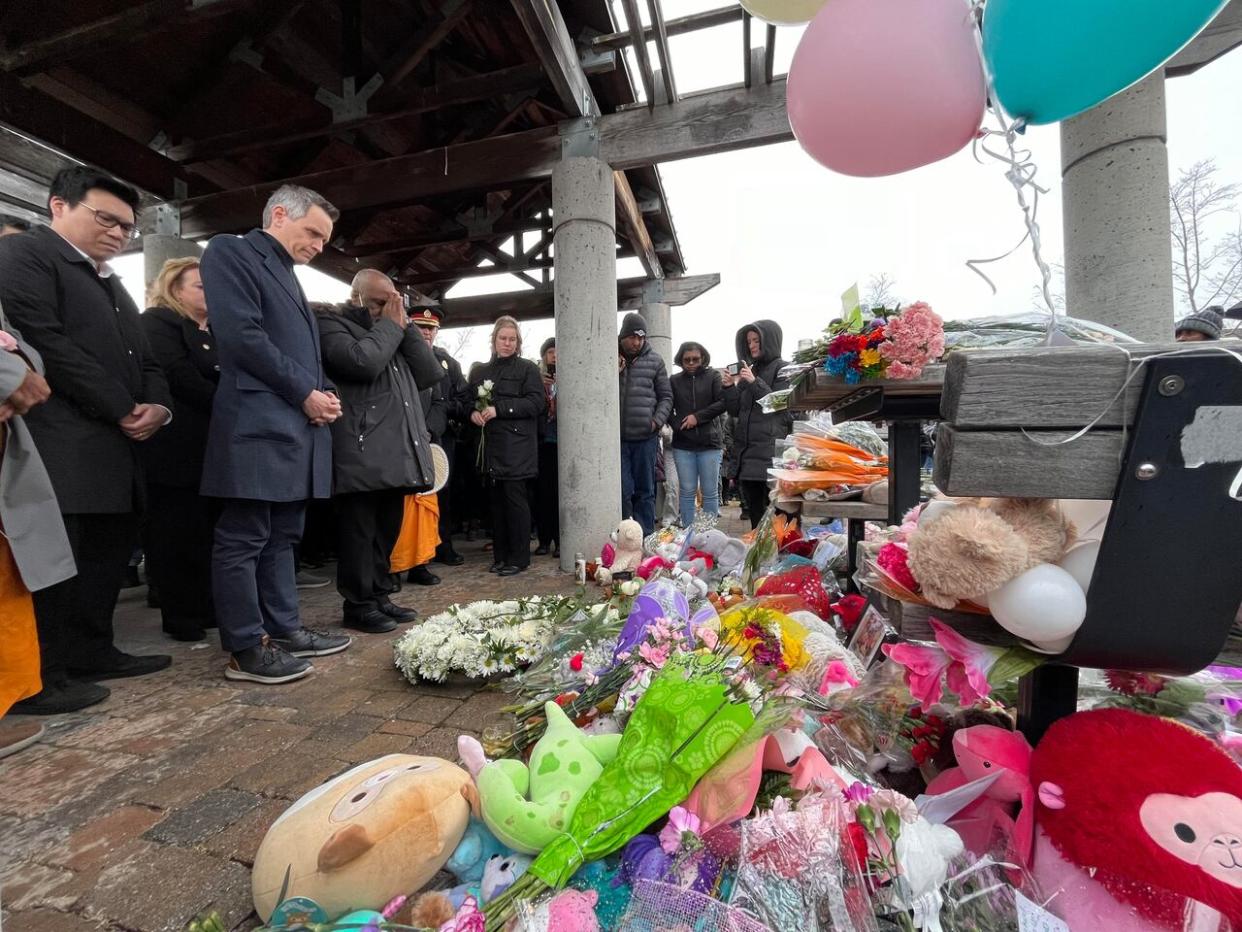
[724,319,793,529]
[618,312,673,536]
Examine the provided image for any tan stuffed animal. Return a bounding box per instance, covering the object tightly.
[907,498,1076,609]
[594,519,645,585]
[252,755,473,921]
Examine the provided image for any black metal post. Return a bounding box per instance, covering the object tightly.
[1017,665,1079,745]
[887,420,922,526]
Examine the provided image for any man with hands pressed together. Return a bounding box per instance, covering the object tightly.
[0,166,173,713]
[200,185,350,684]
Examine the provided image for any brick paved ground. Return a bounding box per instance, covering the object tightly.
[0,537,582,932]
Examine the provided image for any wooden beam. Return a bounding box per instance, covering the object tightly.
[24,68,161,143]
[508,0,596,121]
[614,169,662,278]
[175,79,791,237]
[168,64,545,163]
[378,0,473,89]
[1167,0,1242,76]
[437,273,719,327]
[0,75,191,200]
[0,0,247,74]
[646,0,678,103]
[592,6,743,52]
[403,255,556,287]
[619,0,657,106]
[341,218,551,258]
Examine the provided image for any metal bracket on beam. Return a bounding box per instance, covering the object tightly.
[559,116,600,159]
[152,203,182,237]
[315,74,384,123]
[640,279,667,305]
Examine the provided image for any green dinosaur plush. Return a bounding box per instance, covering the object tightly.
[477,701,622,854]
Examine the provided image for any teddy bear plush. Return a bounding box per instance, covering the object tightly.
[907,498,1076,609]
[595,519,644,585]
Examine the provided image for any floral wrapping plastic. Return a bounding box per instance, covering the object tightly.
[729,794,879,932]
[618,880,771,932]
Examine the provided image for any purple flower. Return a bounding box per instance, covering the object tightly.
[844,781,875,804]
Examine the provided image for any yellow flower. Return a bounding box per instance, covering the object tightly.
[859,348,882,368]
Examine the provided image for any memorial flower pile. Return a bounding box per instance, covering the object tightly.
[821,301,946,383]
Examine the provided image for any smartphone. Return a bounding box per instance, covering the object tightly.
[401,293,413,311]
[726,362,742,376]
[546,363,556,377]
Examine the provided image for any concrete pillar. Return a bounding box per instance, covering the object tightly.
[1061,73,1174,342]
[642,301,673,371]
[143,234,201,291]
[553,156,621,572]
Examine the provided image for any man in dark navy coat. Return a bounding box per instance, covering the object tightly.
[0,167,174,715]
[200,184,351,684]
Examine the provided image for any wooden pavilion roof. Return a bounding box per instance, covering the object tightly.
[0,0,694,313]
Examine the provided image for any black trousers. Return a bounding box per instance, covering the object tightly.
[334,489,407,614]
[144,485,216,630]
[32,512,138,682]
[435,436,459,557]
[213,499,305,653]
[740,480,771,531]
[535,442,560,548]
[490,479,531,569]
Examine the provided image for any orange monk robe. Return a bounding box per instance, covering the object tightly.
[389,493,441,575]
[0,429,41,713]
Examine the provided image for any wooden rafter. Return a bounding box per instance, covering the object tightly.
[168,63,544,163]
[619,0,657,106]
[646,0,678,103]
[176,78,793,237]
[0,0,249,74]
[341,217,551,258]
[509,0,663,280]
[376,0,473,90]
[592,5,742,52]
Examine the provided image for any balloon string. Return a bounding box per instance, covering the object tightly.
[964,0,1060,342]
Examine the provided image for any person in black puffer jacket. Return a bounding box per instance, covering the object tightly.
[618,312,672,536]
[724,320,794,529]
[469,316,545,576]
[669,341,727,526]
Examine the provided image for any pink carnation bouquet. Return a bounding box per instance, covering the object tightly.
[877,301,945,380]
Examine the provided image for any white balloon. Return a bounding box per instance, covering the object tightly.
[1058,542,1100,594]
[988,564,1086,645]
[1028,634,1077,655]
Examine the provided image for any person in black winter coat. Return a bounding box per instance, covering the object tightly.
[669,341,727,526]
[534,337,559,557]
[724,320,794,529]
[470,316,545,576]
[618,312,673,536]
[0,168,174,714]
[317,270,443,633]
[140,257,220,642]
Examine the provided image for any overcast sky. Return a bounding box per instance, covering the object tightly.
[113,1,1242,368]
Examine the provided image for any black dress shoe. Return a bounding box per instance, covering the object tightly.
[533,545,550,556]
[68,649,172,681]
[377,598,419,623]
[553,547,560,559]
[488,562,504,573]
[271,626,352,657]
[11,680,111,715]
[434,548,466,567]
[497,565,526,577]
[343,610,399,634]
[162,621,206,643]
[225,637,312,684]
[406,565,441,586]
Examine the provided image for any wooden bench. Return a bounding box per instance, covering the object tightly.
[932,341,1242,740]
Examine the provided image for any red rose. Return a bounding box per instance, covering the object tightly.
[831,594,868,631]
[569,653,584,672]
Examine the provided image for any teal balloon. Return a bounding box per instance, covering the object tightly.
[983,0,1227,124]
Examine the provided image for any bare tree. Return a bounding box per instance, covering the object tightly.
[1170,160,1242,314]
[437,326,476,359]
[863,273,899,309]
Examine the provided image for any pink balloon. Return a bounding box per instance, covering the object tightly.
[787,0,987,177]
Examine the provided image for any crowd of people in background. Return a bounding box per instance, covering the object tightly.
[3,165,1231,754]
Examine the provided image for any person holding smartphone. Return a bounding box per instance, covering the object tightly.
[722,320,793,529]
[669,341,726,526]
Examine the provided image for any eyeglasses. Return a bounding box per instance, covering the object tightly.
[80,203,140,241]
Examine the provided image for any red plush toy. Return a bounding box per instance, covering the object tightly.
[1032,708,1242,927]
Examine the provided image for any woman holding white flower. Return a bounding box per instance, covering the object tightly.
[469,316,545,577]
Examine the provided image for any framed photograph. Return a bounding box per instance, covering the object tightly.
[847,600,891,668]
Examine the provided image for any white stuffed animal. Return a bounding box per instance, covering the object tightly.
[595,519,644,585]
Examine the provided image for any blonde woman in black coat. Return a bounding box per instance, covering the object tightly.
[469,316,545,577]
[141,257,218,641]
